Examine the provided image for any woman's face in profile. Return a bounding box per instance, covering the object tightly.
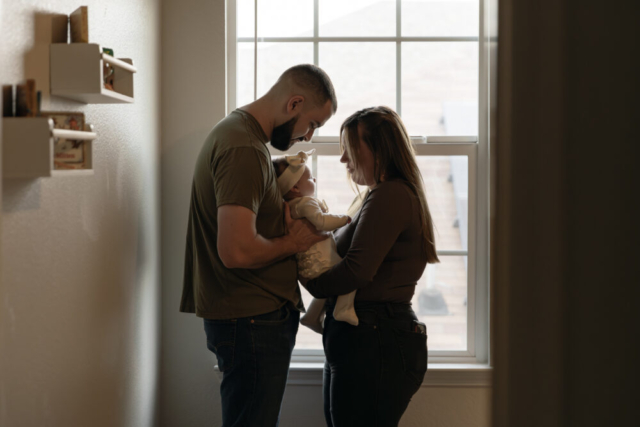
[340,126,376,187]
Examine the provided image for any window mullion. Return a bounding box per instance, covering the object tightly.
[396,0,402,116]
[313,0,319,137]
[314,0,319,65]
[253,0,258,100]
[227,0,237,113]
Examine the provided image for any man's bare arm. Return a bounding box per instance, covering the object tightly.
[218,203,327,269]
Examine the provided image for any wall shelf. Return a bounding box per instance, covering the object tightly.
[2,117,96,178]
[50,43,136,104]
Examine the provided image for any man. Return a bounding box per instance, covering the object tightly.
[181,64,337,426]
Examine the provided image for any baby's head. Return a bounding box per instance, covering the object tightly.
[273,150,316,201]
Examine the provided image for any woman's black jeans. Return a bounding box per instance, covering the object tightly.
[322,301,427,427]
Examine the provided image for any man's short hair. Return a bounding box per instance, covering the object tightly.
[277,64,337,114]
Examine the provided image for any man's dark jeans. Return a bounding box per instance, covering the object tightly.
[204,304,300,427]
[323,302,427,427]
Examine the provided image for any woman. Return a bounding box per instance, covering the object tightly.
[302,106,439,427]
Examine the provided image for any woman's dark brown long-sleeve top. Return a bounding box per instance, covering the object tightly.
[304,179,428,303]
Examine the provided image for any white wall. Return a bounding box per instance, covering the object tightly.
[160,1,490,427]
[0,1,161,426]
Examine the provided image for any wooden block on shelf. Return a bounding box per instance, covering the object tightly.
[70,6,88,43]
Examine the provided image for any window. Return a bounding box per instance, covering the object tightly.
[227,0,489,364]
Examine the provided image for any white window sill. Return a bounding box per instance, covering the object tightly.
[288,363,491,387]
[215,363,492,388]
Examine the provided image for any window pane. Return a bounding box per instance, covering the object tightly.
[238,43,314,107]
[257,43,314,101]
[319,0,396,37]
[412,256,468,351]
[237,42,255,107]
[237,0,255,38]
[258,0,314,37]
[417,156,468,252]
[402,42,478,137]
[318,43,396,136]
[402,0,479,37]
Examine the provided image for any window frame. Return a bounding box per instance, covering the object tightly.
[225,0,490,365]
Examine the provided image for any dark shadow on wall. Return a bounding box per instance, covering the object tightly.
[159,129,220,427]
[24,12,67,101]
[3,13,67,212]
[2,179,41,212]
[2,10,151,426]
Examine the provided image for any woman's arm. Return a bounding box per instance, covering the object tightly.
[303,181,412,298]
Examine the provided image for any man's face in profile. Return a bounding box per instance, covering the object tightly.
[271,115,301,151]
[271,100,334,151]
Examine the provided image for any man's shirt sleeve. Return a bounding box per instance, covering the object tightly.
[213,147,267,214]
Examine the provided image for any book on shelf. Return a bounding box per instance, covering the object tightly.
[15,79,37,117]
[2,85,13,117]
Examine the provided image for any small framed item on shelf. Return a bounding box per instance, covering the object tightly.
[41,111,87,170]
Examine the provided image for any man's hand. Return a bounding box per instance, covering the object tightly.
[284,202,329,252]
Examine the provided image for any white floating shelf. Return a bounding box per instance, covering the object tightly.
[2,117,96,178]
[50,43,136,104]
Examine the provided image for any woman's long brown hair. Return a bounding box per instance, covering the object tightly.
[340,106,439,264]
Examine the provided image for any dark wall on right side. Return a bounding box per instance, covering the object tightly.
[564,1,639,425]
[492,1,640,426]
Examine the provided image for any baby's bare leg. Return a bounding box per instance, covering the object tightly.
[333,291,359,326]
[300,297,326,334]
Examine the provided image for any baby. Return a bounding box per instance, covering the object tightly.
[273,149,359,333]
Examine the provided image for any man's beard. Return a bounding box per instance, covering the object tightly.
[271,115,303,151]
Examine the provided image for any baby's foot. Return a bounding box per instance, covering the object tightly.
[333,308,359,326]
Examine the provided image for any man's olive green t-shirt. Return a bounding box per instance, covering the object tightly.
[180,109,303,319]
